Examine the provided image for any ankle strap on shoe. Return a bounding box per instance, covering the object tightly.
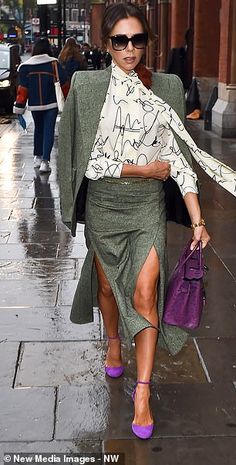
[132,380,151,402]
[107,335,120,340]
[136,380,151,385]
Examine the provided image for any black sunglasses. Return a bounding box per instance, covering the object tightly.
[109,33,148,51]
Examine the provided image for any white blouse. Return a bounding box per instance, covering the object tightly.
[85,62,198,197]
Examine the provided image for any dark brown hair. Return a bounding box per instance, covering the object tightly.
[101,2,155,47]
[101,3,154,89]
[58,38,83,64]
[32,38,53,57]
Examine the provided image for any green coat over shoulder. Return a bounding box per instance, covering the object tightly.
[58,66,194,355]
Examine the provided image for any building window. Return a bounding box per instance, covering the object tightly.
[80,9,86,20]
[66,8,69,22]
[71,9,78,22]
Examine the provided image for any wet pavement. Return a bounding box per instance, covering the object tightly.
[0,113,236,464]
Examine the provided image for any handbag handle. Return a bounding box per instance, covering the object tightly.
[175,240,202,273]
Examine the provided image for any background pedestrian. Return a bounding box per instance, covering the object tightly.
[58,37,87,81]
[14,38,69,174]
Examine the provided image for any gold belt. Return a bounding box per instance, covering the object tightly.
[103,177,154,184]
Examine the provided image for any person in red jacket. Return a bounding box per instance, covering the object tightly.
[14,38,69,173]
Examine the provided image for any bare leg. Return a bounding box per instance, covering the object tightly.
[94,255,122,367]
[133,247,160,426]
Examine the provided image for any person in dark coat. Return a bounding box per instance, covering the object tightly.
[58,37,87,81]
[82,43,93,70]
[91,44,102,70]
[14,38,69,174]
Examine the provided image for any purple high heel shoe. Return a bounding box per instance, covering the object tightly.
[105,335,124,378]
[131,380,154,440]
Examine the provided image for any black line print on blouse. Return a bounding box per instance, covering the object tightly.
[112,79,162,143]
[112,98,161,154]
[91,164,104,176]
[104,162,122,177]
[91,135,109,154]
[158,95,236,192]
[112,106,140,158]
[112,73,136,97]
[113,106,140,134]
[122,66,235,193]
[111,83,195,179]
[135,98,154,113]
[137,153,148,165]
[113,95,128,106]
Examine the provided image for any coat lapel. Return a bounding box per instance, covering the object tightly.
[77,67,111,163]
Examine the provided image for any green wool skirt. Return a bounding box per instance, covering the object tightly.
[70,177,188,355]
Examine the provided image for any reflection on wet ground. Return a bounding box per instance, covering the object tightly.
[0,116,235,463]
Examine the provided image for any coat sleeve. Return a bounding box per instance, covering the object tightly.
[58,85,76,230]
[13,64,28,114]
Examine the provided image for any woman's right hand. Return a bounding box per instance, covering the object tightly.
[144,160,171,181]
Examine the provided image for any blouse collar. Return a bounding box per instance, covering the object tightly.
[111,61,138,82]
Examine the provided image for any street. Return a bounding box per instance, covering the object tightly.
[0,114,236,464]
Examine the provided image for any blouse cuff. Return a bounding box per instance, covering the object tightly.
[181,184,199,197]
[170,166,198,197]
[104,161,123,178]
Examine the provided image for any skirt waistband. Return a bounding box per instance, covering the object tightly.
[88,176,164,199]
[102,177,155,185]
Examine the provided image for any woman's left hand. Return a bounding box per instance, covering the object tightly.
[191,226,211,250]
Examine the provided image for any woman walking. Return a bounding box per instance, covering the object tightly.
[14,38,69,173]
[58,3,236,439]
[58,37,87,82]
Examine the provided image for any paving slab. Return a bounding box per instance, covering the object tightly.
[0,244,57,259]
[104,437,236,465]
[53,380,236,440]
[58,244,87,259]
[0,307,100,342]
[100,381,236,440]
[0,198,33,209]
[0,189,18,198]
[7,230,72,245]
[0,441,101,457]
[0,209,11,221]
[1,181,34,190]
[34,198,61,209]
[0,341,19,386]
[151,382,236,438]
[0,221,18,232]
[191,252,236,338]
[0,387,55,441]
[121,341,207,384]
[196,338,236,383]
[9,218,60,233]
[0,259,76,280]
[16,188,59,199]
[15,341,104,387]
[55,383,110,440]
[14,338,205,388]
[0,280,58,307]
[0,232,10,244]
[59,280,78,306]
[9,208,61,222]
[0,441,101,463]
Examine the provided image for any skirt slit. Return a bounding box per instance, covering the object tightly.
[70,178,189,355]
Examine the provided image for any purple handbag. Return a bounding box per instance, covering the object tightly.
[163,240,206,329]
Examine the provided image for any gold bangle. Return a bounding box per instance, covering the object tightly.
[191,218,206,229]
